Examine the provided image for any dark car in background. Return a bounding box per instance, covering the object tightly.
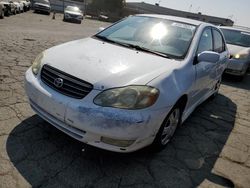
[33,0,50,15]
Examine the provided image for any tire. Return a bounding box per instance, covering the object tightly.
[78,20,82,24]
[4,8,9,16]
[152,105,182,150]
[236,75,244,82]
[7,10,10,16]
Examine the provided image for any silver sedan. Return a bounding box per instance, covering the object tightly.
[220,26,250,80]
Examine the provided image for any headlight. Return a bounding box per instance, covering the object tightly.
[32,52,44,75]
[94,86,159,110]
[233,53,248,60]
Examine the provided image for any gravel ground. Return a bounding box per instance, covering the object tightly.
[0,11,250,188]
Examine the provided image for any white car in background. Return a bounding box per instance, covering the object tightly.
[63,6,83,24]
[0,2,4,18]
[25,0,30,9]
[220,26,250,80]
[19,0,28,11]
[13,0,23,13]
[25,15,229,153]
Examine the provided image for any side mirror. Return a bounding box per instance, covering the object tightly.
[98,27,105,32]
[198,51,220,63]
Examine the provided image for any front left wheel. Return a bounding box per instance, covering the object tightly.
[152,106,182,150]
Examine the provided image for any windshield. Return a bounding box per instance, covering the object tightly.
[95,16,197,59]
[221,28,250,47]
[35,0,49,5]
[65,6,81,12]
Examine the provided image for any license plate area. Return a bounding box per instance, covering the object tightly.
[31,91,67,122]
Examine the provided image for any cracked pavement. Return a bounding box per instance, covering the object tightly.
[1,12,250,188]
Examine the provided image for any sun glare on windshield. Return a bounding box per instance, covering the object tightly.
[150,22,168,41]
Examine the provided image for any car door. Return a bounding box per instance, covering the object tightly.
[193,27,214,102]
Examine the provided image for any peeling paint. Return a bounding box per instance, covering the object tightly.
[77,106,145,125]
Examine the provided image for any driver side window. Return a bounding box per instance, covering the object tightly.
[197,28,213,54]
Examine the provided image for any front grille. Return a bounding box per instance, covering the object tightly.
[41,64,93,99]
[69,14,78,18]
[36,5,49,10]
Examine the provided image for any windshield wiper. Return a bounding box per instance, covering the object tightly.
[94,35,116,43]
[95,35,173,59]
[95,35,133,48]
[124,43,173,59]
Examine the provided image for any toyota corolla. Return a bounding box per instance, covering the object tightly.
[25,15,229,153]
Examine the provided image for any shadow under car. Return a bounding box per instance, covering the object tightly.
[7,94,235,187]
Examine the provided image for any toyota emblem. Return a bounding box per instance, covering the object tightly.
[54,78,64,88]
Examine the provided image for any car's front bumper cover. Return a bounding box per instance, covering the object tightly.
[225,59,249,76]
[64,13,83,21]
[25,68,169,153]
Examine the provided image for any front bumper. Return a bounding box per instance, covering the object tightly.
[34,6,50,12]
[64,14,83,21]
[25,68,169,153]
[224,59,249,76]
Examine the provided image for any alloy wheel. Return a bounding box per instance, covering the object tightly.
[160,108,180,145]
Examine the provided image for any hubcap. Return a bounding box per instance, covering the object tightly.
[161,108,180,145]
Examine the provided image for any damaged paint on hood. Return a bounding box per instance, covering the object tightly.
[43,37,180,90]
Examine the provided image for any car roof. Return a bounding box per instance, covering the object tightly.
[220,26,250,33]
[135,14,208,26]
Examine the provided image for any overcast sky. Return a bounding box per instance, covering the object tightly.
[126,0,250,27]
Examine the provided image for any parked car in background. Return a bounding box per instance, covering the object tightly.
[25,0,30,10]
[98,13,109,21]
[1,0,16,16]
[220,26,250,80]
[19,0,28,11]
[25,15,229,153]
[0,2,4,18]
[63,6,83,24]
[33,0,50,15]
[13,0,23,13]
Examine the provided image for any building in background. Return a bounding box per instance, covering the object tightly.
[124,2,234,26]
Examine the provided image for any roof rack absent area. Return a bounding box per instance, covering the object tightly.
[233,25,250,31]
[125,2,234,26]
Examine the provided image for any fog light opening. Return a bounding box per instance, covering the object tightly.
[101,137,135,147]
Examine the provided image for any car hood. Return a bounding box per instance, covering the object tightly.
[34,2,50,7]
[227,44,250,55]
[65,10,82,16]
[43,38,180,90]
